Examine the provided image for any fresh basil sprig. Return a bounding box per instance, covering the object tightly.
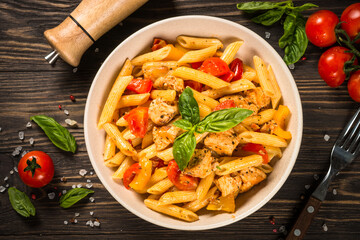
[31,115,77,153]
[172,88,252,170]
[59,188,94,208]
[8,187,36,217]
[237,0,318,65]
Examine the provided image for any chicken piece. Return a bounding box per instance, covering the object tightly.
[219,95,258,115]
[204,129,240,156]
[214,175,242,197]
[184,149,214,178]
[244,87,270,110]
[148,98,178,126]
[152,125,182,151]
[153,74,184,92]
[239,167,267,193]
[260,120,277,134]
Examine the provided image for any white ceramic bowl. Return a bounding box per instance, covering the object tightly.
[84,15,303,230]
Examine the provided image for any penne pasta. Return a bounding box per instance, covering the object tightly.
[201,79,256,99]
[150,90,176,101]
[119,59,134,76]
[141,130,154,149]
[116,116,128,127]
[267,65,282,108]
[196,172,215,202]
[216,155,263,176]
[147,178,174,195]
[117,93,150,109]
[177,45,217,64]
[238,131,288,147]
[158,191,197,205]
[190,87,220,109]
[103,123,137,156]
[243,64,258,82]
[131,46,173,66]
[103,135,116,160]
[220,41,244,65]
[176,35,223,49]
[241,109,276,126]
[198,103,212,118]
[112,157,134,181]
[104,151,126,168]
[253,56,274,97]
[183,186,218,212]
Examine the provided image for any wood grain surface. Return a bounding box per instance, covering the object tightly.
[1,0,359,239]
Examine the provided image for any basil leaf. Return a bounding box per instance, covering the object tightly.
[173,119,193,131]
[196,108,253,133]
[237,1,288,11]
[279,12,297,49]
[31,115,77,153]
[283,15,308,65]
[294,3,318,12]
[178,87,200,125]
[252,8,286,26]
[59,188,94,208]
[8,187,35,217]
[173,130,196,171]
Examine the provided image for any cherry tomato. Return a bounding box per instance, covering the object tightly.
[151,38,167,51]
[200,57,230,77]
[126,79,153,94]
[318,46,356,87]
[341,3,360,42]
[219,71,235,82]
[184,80,203,92]
[167,160,198,191]
[213,100,236,111]
[242,143,269,164]
[348,70,360,102]
[124,107,149,138]
[18,151,54,188]
[305,10,339,47]
[229,58,244,81]
[190,61,203,69]
[123,163,141,189]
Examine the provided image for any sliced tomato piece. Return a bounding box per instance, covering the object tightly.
[219,71,235,82]
[213,99,236,111]
[190,61,203,69]
[167,160,198,191]
[242,143,269,164]
[229,58,244,81]
[184,80,203,92]
[126,79,153,94]
[124,107,149,138]
[151,38,167,51]
[200,57,230,77]
[123,163,142,189]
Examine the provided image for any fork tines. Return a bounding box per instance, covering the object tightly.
[336,108,360,154]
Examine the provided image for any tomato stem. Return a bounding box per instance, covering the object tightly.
[23,157,41,177]
[335,23,360,58]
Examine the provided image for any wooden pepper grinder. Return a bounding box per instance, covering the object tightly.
[44,0,148,67]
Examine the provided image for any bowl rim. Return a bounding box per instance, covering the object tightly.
[84,15,303,230]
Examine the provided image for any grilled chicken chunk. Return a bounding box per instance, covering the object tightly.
[215,175,242,197]
[153,74,184,92]
[153,125,182,151]
[204,129,240,156]
[184,149,214,178]
[239,167,267,193]
[148,98,178,126]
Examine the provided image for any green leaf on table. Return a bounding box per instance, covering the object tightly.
[173,119,193,131]
[172,130,196,171]
[196,108,253,133]
[178,87,200,125]
[8,187,36,217]
[252,7,286,26]
[293,3,318,12]
[237,1,289,12]
[279,12,297,49]
[30,115,77,153]
[59,188,94,208]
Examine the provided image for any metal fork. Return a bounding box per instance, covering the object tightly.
[286,108,360,240]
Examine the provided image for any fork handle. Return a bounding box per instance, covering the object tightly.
[286,196,322,240]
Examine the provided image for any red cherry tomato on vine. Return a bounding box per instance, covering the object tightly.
[18,151,54,188]
[341,3,360,43]
[348,71,360,102]
[124,107,149,138]
[318,46,356,88]
[126,79,153,94]
[166,160,198,191]
[213,100,236,111]
[123,163,142,189]
[229,58,244,81]
[305,10,339,47]
[200,57,230,77]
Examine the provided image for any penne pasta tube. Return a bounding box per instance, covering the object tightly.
[147,178,174,195]
[163,44,185,61]
[131,46,172,66]
[150,90,176,101]
[241,109,276,126]
[243,64,258,82]
[129,158,152,193]
[190,87,220,109]
[142,61,180,71]
[103,123,137,156]
[104,151,126,168]
[177,45,217,64]
[264,145,282,158]
[147,194,161,200]
[122,128,137,140]
[176,35,223,49]
[112,157,134,181]
[119,59,134,76]
[238,131,288,147]
[137,143,157,160]
[267,65,282,108]
[183,186,218,212]
[220,41,244,65]
[116,116,128,127]
[144,199,199,222]
[196,172,215,202]
[141,130,154,149]
[98,76,132,128]
[253,56,274,97]
[201,79,256,99]
[146,167,168,188]
[159,191,197,205]
[173,67,230,89]
[103,135,116,160]
[216,155,263,176]
[117,93,150,109]
[198,103,212,118]
[257,163,273,173]
[174,42,190,54]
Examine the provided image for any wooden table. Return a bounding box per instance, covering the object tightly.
[1,0,359,239]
